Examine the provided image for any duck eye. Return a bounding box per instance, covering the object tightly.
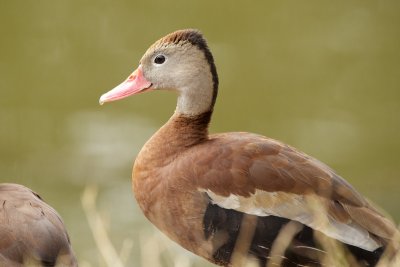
[154,55,166,64]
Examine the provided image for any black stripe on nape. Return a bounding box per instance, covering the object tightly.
[160,29,219,109]
[203,201,384,267]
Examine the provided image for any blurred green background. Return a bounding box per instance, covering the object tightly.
[1,1,399,266]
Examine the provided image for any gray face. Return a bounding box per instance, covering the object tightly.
[139,42,215,115]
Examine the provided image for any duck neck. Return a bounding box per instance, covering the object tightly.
[154,111,212,153]
[171,79,215,145]
[141,80,217,163]
[175,83,215,116]
[137,111,212,168]
[168,111,212,146]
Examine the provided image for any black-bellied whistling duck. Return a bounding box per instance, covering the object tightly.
[0,183,77,266]
[99,29,399,266]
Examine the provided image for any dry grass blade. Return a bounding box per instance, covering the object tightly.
[305,195,360,267]
[267,221,303,267]
[81,185,125,267]
[231,215,258,267]
[139,230,162,267]
[119,239,134,265]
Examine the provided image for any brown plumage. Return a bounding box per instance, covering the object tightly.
[100,29,399,266]
[0,183,77,267]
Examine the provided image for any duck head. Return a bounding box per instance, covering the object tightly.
[99,29,219,116]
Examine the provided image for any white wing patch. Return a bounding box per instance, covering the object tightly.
[203,189,380,251]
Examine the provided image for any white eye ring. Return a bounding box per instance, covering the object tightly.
[154,54,166,64]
